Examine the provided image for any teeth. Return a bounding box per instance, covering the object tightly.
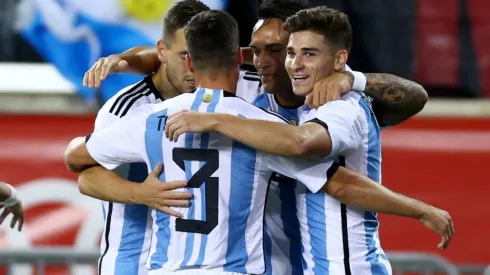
[294,76,308,80]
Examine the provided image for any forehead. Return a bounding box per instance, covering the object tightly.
[170,28,187,50]
[250,19,289,47]
[288,31,328,50]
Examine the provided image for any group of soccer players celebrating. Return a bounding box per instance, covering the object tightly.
[64,0,455,274]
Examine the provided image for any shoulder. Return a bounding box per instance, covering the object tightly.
[238,100,290,124]
[100,76,161,118]
[236,70,263,103]
[251,92,270,109]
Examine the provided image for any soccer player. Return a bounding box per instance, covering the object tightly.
[164,6,454,275]
[66,9,449,275]
[76,2,211,275]
[84,2,429,274]
[0,181,24,231]
[65,9,339,274]
[84,0,428,129]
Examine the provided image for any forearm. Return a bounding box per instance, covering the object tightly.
[362,73,428,127]
[116,46,160,75]
[214,114,305,157]
[325,167,426,219]
[64,137,99,173]
[78,166,139,204]
[0,182,11,201]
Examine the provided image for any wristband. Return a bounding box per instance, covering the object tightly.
[351,71,367,92]
[1,184,18,207]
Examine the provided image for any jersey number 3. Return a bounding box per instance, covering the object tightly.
[173,148,219,235]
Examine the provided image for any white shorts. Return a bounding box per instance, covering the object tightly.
[148,270,247,275]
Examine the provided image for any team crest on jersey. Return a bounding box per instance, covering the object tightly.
[289,119,298,125]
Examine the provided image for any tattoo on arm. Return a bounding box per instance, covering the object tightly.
[363,73,428,127]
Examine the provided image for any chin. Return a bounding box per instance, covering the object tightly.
[292,87,311,97]
[262,83,276,94]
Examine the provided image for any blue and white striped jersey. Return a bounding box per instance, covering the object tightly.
[86,88,334,275]
[252,93,305,275]
[298,92,392,275]
[93,72,262,275]
[94,75,162,275]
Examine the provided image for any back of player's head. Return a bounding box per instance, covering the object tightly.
[163,0,210,46]
[257,0,311,22]
[185,10,240,71]
[283,6,352,52]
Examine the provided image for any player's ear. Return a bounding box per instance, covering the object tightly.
[186,55,194,73]
[157,39,167,63]
[334,49,348,72]
[237,47,244,67]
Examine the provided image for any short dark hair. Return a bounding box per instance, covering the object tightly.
[185,10,239,71]
[283,6,352,52]
[163,0,210,46]
[257,0,311,22]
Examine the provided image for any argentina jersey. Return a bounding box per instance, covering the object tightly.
[94,75,163,275]
[297,92,392,275]
[86,88,335,275]
[236,70,262,102]
[252,93,306,275]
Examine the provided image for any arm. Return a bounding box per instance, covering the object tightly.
[166,101,362,157]
[64,106,149,173]
[269,154,454,250]
[78,165,190,217]
[0,182,12,201]
[114,46,255,75]
[351,72,428,127]
[64,137,98,173]
[166,111,328,157]
[325,167,426,217]
[78,166,140,203]
[323,166,453,249]
[115,46,160,75]
[214,115,331,157]
[307,70,428,127]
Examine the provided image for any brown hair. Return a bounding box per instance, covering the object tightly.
[283,6,352,52]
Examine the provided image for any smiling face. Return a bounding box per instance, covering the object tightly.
[249,18,293,95]
[285,30,337,96]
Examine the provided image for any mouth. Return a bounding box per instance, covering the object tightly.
[186,79,195,86]
[292,75,310,84]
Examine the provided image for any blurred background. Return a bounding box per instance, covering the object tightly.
[0,0,489,274]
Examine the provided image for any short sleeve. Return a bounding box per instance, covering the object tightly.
[266,154,338,193]
[86,105,152,170]
[306,99,366,157]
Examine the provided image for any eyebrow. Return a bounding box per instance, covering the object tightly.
[249,43,284,48]
[301,47,320,52]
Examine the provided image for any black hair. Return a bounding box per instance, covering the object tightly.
[256,0,311,22]
[163,0,210,46]
[185,10,240,71]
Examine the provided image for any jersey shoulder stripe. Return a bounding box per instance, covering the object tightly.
[109,75,162,117]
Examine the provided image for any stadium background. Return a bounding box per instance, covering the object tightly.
[0,0,489,274]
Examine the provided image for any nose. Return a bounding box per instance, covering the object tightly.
[256,52,271,71]
[290,55,304,71]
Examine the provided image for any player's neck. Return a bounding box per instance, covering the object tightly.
[274,87,305,108]
[194,69,238,94]
[152,67,181,100]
